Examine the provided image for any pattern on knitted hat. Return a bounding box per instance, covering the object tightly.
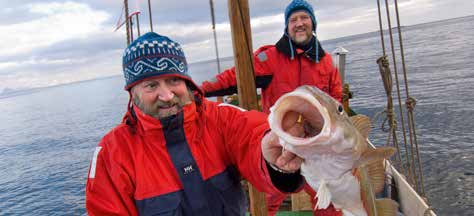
[284,0,317,32]
[122,32,200,92]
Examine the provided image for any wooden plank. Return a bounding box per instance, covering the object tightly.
[291,191,312,211]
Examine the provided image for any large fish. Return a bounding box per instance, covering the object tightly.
[268,85,399,216]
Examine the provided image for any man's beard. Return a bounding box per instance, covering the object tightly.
[291,27,312,46]
[293,33,311,46]
[133,89,194,120]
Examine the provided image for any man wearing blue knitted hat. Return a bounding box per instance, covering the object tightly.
[201,1,342,215]
[85,32,307,215]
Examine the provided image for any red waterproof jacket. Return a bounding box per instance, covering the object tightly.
[85,96,303,215]
[201,36,342,114]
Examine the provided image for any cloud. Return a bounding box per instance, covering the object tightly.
[0,2,110,57]
[0,0,472,93]
[0,1,121,92]
[0,46,123,91]
[0,35,123,75]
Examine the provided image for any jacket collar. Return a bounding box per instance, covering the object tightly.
[275,34,326,62]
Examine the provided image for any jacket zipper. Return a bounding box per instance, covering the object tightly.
[298,55,302,85]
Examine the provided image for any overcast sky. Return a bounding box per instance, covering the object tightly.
[0,0,473,93]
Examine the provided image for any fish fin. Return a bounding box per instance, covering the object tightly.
[353,147,396,168]
[349,115,371,139]
[375,198,399,216]
[315,179,332,210]
[359,166,377,216]
[366,159,386,193]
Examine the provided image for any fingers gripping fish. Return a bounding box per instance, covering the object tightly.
[268,85,399,216]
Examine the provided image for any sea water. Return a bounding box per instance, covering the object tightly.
[0,15,473,215]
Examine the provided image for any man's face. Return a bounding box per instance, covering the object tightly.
[287,11,313,46]
[131,76,193,119]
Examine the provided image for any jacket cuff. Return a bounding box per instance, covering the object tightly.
[264,160,304,193]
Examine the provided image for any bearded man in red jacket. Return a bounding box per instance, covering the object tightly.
[201,0,342,114]
[201,0,343,215]
[85,32,307,216]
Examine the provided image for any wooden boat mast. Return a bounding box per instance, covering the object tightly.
[227,0,259,111]
[227,1,267,215]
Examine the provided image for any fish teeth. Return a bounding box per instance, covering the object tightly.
[279,137,287,149]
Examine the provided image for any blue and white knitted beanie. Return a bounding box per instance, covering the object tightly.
[284,0,317,32]
[122,32,200,92]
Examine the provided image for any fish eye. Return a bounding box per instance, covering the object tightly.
[337,105,344,114]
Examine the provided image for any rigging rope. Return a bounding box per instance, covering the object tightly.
[376,56,404,174]
[124,0,130,45]
[376,0,427,198]
[209,0,222,73]
[148,0,153,32]
[394,0,426,196]
[383,0,417,188]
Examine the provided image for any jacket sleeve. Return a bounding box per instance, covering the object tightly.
[200,47,275,97]
[85,138,137,216]
[216,104,303,194]
[326,54,343,103]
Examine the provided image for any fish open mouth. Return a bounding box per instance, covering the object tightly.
[281,99,324,137]
[269,92,330,146]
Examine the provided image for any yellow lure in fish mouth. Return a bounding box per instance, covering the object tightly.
[297,114,303,124]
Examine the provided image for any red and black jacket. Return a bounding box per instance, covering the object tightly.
[86,96,303,215]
